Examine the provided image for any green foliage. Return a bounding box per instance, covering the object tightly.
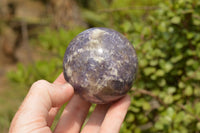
[80,0,159,31]
[124,0,200,132]
[7,27,85,86]
[38,28,85,57]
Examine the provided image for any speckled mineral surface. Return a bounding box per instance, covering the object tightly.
[63,27,138,104]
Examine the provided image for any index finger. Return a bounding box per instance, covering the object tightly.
[99,95,131,133]
[48,72,70,126]
[53,72,67,85]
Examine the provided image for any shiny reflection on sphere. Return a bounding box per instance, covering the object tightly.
[63,27,138,104]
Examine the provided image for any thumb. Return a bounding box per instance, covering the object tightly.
[22,80,74,115]
[9,80,74,132]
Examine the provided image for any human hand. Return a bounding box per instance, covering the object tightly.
[9,73,131,133]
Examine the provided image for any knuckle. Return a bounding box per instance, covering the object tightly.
[35,79,49,85]
[31,80,50,90]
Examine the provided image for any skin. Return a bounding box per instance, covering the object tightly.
[9,73,131,133]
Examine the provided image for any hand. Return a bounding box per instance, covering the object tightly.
[9,73,131,133]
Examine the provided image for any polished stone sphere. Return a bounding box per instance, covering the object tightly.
[63,27,138,104]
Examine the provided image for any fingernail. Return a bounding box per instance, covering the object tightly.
[60,83,73,89]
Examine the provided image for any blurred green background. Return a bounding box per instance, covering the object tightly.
[0,0,200,132]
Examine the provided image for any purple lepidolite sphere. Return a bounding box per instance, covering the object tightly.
[63,27,138,104]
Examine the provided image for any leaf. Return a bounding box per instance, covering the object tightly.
[170,55,183,63]
[129,106,140,113]
[121,21,132,32]
[171,16,181,24]
[197,122,200,130]
[82,9,106,26]
[167,87,176,94]
[195,102,200,115]
[166,107,175,118]
[194,88,200,96]
[175,42,184,49]
[158,22,167,32]
[142,102,151,111]
[158,79,166,87]
[186,32,194,39]
[186,59,195,66]
[174,111,185,124]
[155,121,164,130]
[150,60,158,66]
[139,59,148,67]
[144,67,156,76]
[193,19,200,26]
[163,62,173,73]
[164,95,173,104]
[155,69,165,77]
[173,94,181,101]
[134,128,141,133]
[126,113,135,123]
[178,81,185,88]
[184,86,193,96]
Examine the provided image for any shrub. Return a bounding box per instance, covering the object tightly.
[122,0,200,132]
[7,28,85,86]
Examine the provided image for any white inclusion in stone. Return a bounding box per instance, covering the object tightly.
[97,48,103,54]
[91,29,105,39]
[66,66,72,77]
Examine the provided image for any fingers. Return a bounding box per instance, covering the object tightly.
[82,95,130,133]
[53,72,66,85]
[22,80,73,116]
[47,73,67,126]
[81,104,110,133]
[54,95,91,133]
[30,80,74,111]
[53,95,130,133]
[99,95,131,133]
[9,80,74,132]
[47,107,60,126]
